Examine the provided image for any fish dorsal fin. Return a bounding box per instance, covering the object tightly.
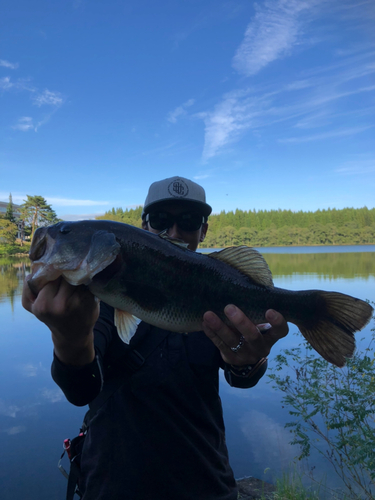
[158,230,189,248]
[114,309,142,344]
[208,246,274,288]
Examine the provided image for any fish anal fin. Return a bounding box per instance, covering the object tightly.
[208,246,273,288]
[115,309,141,344]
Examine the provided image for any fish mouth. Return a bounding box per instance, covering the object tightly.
[28,228,122,292]
[29,227,48,261]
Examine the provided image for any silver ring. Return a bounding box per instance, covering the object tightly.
[230,334,245,353]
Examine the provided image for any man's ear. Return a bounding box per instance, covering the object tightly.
[142,220,148,230]
[199,223,208,242]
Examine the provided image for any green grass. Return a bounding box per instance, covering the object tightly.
[260,469,353,500]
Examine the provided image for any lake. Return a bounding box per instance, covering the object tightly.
[0,246,374,499]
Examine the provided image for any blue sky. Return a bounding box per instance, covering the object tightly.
[1,0,374,220]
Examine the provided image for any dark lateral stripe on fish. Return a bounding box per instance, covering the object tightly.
[125,282,168,312]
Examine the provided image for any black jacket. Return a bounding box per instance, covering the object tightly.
[52,302,267,500]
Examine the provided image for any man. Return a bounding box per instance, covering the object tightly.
[22,176,288,500]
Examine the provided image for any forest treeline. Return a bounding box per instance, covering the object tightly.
[96,206,375,247]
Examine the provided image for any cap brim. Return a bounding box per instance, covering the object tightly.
[143,199,212,218]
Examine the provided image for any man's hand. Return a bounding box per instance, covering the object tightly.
[202,305,289,366]
[22,275,99,366]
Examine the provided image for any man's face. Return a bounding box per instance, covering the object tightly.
[142,203,208,252]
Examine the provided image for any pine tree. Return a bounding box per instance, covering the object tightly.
[5,193,16,223]
[20,195,60,238]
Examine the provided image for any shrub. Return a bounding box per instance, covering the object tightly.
[268,304,375,499]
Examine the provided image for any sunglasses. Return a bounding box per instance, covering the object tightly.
[145,211,205,232]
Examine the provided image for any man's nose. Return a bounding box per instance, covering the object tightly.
[166,222,182,239]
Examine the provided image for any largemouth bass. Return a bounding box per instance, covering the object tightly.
[28,220,373,367]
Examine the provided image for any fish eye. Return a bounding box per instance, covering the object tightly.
[59,224,71,235]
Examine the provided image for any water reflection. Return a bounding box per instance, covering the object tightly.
[263,251,375,280]
[0,258,31,306]
[0,250,374,499]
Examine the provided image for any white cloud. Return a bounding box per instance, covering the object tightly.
[193,174,210,180]
[20,363,39,377]
[278,125,372,143]
[59,212,106,221]
[46,197,110,207]
[12,116,35,132]
[232,0,322,77]
[0,76,13,90]
[200,57,375,160]
[334,158,375,175]
[167,98,195,123]
[41,388,64,403]
[3,426,26,435]
[0,59,18,69]
[33,89,64,107]
[0,399,20,418]
[200,88,273,161]
[239,410,295,471]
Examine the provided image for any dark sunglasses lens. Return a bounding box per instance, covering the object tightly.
[178,213,203,231]
[149,213,174,231]
[148,212,203,232]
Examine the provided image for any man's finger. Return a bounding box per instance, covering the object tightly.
[223,305,262,342]
[22,275,36,313]
[264,309,289,341]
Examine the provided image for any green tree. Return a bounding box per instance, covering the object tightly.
[20,195,60,238]
[0,217,18,244]
[5,193,16,223]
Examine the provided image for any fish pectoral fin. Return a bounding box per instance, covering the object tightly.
[158,230,189,248]
[114,310,142,344]
[208,246,274,288]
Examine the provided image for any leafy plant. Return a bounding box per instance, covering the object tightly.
[0,217,18,244]
[268,304,375,499]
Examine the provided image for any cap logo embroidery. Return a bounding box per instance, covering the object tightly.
[168,180,189,198]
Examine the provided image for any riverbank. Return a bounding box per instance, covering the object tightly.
[237,477,276,499]
[0,242,30,257]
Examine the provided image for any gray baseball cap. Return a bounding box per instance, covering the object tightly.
[142,176,212,219]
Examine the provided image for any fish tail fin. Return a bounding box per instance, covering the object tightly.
[296,292,373,367]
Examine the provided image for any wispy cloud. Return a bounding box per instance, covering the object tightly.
[33,89,64,107]
[279,126,372,143]
[2,426,26,435]
[0,76,13,90]
[0,59,18,69]
[0,399,20,418]
[12,116,35,132]
[200,88,280,161]
[41,388,64,403]
[60,212,106,221]
[193,174,210,180]
[198,0,375,161]
[167,98,195,123]
[240,410,295,471]
[46,197,109,207]
[334,158,375,175]
[200,58,375,160]
[19,363,40,377]
[232,0,322,77]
